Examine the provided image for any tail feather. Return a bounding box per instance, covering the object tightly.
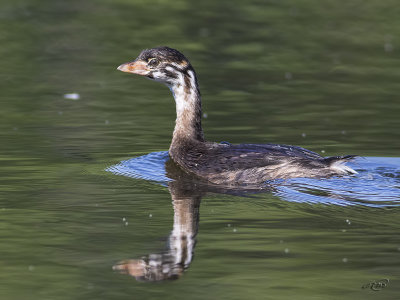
[325,155,358,175]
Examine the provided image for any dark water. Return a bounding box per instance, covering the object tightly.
[1,0,400,299]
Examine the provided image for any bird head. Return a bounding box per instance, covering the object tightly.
[117,46,193,87]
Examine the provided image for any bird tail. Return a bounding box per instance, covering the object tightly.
[325,155,358,175]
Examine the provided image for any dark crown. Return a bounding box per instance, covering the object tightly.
[138,47,190,64]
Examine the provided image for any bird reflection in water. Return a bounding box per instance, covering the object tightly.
[112,159,271,282]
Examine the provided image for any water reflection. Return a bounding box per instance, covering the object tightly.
[108,153,400,281]
[111,158,275,281]
[113,177,202,281]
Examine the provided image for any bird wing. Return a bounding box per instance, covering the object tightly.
[191,143,324,173]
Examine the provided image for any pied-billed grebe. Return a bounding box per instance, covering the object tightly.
[117,46,357,185]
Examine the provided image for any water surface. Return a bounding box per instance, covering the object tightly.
[1,0,399,299]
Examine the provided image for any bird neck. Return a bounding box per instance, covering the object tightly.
[169,69,204,147]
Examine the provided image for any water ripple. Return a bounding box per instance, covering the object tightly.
[107,154,400,207]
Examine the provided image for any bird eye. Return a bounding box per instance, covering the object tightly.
[147,58,159,68]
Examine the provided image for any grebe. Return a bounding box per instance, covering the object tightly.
[117,47,357,185]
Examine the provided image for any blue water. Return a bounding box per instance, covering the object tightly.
[107,152,400,207]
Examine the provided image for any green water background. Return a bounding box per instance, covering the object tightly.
[0,0,399,299]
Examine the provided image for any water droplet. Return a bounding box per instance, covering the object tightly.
[199,28,209,37]
[342,258,348,263]
[321,150,325,153]
[284,248,290,253]
[122,217,126,222]
[301,133,306,138]
[63,93,80,100]
[384,42,394,52]
[233,228,237,233]
[342,229,347,233]
[87,283,94,290]
[149,214,152,218]
[105,120,109,125]
[333,57,341,65]
[227,224,231,227]
[285,72,293,80]
[203,113,208,118]
[28,265,35,271]
[124,221,129,226]
[346,219,351,225]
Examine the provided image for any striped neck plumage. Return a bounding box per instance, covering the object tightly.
[167,65,204,144]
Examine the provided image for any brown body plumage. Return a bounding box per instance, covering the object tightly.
[118,46,357,185]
